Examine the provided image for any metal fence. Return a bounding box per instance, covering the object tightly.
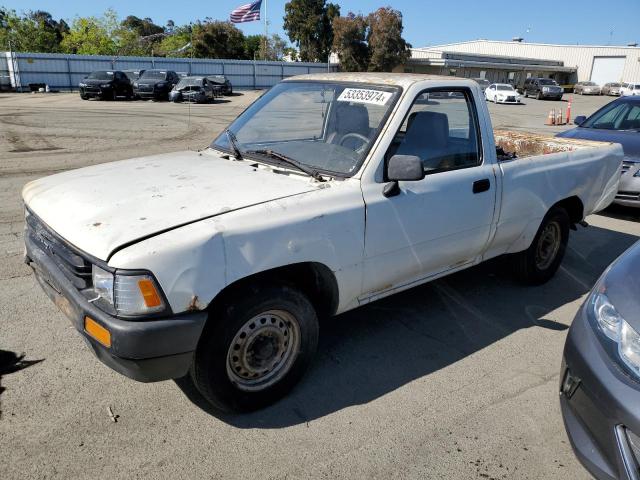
[0,51,335,91]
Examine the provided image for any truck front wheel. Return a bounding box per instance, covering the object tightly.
[190,284,319,412]
[513,206,570,285]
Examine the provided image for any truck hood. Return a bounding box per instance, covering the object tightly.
[22,150,320,260]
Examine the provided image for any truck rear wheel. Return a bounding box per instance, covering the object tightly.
[512,206,570,285]
[190,284,319,412]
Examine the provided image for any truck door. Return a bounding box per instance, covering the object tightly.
[360,88,497,300]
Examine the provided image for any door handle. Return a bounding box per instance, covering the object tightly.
[473,179,490,194]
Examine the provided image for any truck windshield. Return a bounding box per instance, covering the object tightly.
[141,71,168,80]
[211,81,400,176]
[539,79,557,85]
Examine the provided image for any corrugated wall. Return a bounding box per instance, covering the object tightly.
[1,52,334,91]
[421,41,640,82]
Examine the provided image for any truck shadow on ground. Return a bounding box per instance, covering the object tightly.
[0,349,43,419]
[599,204,640,223]
[176,223,638,428]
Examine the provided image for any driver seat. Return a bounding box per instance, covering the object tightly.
[329,103,371,149]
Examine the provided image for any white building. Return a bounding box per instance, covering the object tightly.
[402,40,640,87]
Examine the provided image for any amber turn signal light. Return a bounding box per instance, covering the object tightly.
[84,316,111,348]
[137,278,163,308]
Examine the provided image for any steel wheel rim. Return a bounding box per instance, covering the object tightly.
[226,309,301,392]
[535,221,561,270]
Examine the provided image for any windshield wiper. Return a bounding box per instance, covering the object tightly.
[225,129,243,161]
[246,149,326,182]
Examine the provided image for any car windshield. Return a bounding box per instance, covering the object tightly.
[539,79,557,85]
[211,81,400,176]
[140,70,168,80]
[123,71,140,81]
[87,71,114,80]
[496,85,514,91]
[609,83,621,87]
[581,100,640,130]
[176,78,203,88]
[208,76,227,84]
[475,79,489,86]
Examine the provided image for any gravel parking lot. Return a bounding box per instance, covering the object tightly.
[1,90,638,479]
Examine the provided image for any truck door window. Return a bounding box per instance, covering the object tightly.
[388,89,481,173]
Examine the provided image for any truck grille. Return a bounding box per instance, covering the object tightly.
[622,161,637,175]
[26,211,92,290]
[616,191,640,201]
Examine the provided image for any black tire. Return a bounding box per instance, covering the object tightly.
[190,284,319,412]
[512,206,570,285]
[536,91,542,100]
[524,90,528,98]
[80,93,88,100]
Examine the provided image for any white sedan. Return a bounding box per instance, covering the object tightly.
[485,83,522,104]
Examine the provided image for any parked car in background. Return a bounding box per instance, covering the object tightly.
[79,71,133,101]
[557,95,640,207]
[560,240,640,480]
[520,77,564,100]
[574,81,602,95]
[122,69,145,83]
[169,76,217,103]
[621,82,640,96]
[602,82,623,96]
[471,78,490,92]
[485,83,522,104]
[133,69,180,100]
[206,75,233,95]
[22,73,622,411]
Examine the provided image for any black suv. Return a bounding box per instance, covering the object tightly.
[520,77,563,100]
[79,71,133,101]
[133,69,180,100]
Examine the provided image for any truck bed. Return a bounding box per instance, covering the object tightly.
[494,129,615,158]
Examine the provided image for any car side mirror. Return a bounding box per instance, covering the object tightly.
[574,115,587,126]
[384,155,425,198]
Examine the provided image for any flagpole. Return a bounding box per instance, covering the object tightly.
[264,0,268,60]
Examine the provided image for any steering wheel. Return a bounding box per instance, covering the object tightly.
[339,133,370,154]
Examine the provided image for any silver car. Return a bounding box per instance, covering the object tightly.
[602,82,622,96]
[574,81,602,95]
[169,76,217,104]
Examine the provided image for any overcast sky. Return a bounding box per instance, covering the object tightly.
[2,0,639,48]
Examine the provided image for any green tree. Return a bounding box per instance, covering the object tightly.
[120,16,163,38]
[244,34,263,60]
[192,21,246,59]
[157,25,192,57]
[283,0,340,62]
[332,13,369,72]
[0,8,67,52]
[61,9,120,55]
[366,7,411,72]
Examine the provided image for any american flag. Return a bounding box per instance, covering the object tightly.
[230,0,262,23]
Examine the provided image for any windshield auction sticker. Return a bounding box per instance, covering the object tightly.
[338,88,392,106]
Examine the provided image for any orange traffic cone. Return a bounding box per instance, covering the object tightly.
[566,97,572,124]
[546,109,555,125]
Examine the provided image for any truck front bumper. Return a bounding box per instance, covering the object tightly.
[25,232,207,383]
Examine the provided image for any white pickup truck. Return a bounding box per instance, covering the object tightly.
[23,73,622,411]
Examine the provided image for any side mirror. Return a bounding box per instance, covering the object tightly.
[387,155,425,181]
[574,115,587,126]
[384,155,424,198]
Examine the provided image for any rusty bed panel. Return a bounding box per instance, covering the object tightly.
[494,129,614,159]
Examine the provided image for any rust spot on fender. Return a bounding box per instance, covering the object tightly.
[187,295,203,312]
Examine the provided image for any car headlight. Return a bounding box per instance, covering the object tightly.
[592,290,640,377]
[79,82,86,87]
[100,83,112,88]
[156,82,168,88]
[542,87,550,92]
[92,265,166,316]
[133,82,139,88]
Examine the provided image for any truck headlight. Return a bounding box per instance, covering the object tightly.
[592,290,640,377]
[92,265,165,316]
[100,83,112,88]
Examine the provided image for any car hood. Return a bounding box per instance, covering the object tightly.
[82,79,113,86]
[557,128,640,158]
[22,150,321,260]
